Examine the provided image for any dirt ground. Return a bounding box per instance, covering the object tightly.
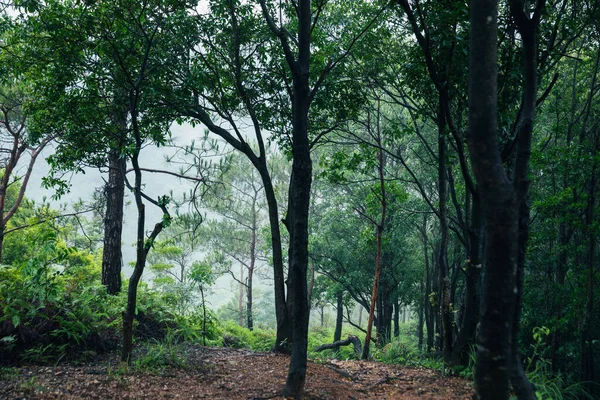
[0,346,473,399]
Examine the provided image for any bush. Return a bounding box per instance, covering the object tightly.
[375,336,419,365]
[217,320,276,351]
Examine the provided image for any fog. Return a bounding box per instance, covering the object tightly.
[23,122,273,310]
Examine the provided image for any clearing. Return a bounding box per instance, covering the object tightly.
[0,346,473,399]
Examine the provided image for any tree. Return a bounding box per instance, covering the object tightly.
[200,152,272,331]
[0,85,53,263]
[467,0,540,397]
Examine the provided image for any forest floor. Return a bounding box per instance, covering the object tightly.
[0,345,473,399]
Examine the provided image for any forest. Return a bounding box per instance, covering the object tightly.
[0,0,599,399]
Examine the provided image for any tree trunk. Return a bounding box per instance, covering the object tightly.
[238,263,245,326]
[468,1,518,397]
[393,299,400,338]
[282,1,312,395]
[247,264,254,331]
[581,131,598,396]
[510,195,536,400]
[334,291,343,342]
[438,100,452,364]
[418,279,425,351]
[507,3,542,397]
[102,147,126,295]
[452,195,482,366]
[122,106,168,362]
[260,167,291,353]
[423,219,434,352]
[0,228,5,265]
[362,224,382,360]
[358,305,363,327]
[552,220,568,373]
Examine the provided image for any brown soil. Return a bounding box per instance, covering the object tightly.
[0,346,473,399]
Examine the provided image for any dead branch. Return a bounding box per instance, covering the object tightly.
[314,335,362,358]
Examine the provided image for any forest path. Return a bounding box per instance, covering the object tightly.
[1,346,473,399]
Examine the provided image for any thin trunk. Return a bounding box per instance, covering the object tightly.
[247,195,257,331]
[0,134,49,263]
[307,261,315,305]
[102,147,126,295]
[552,220,568,373]
[238,263,245,327]
[122,104,169,362]
[581,131,597,395]
[438,100,452,364]
[393,299,400,338]
[418,279,425,351]
[358,305,363,327]
[334,291,343,342]
[361,110,387,359]
[362,225,382,360]
[260,167,290,354]
[510,195,536,400]
[201,286,207,346]
[247,245,255,331]
[423,218,434,352]
[452,195,482,366]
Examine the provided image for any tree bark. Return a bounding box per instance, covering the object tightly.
[315,336,362,358]
[438,99,452,364]
[581,130,598,396]
[418,278,425,351]
[238,263,245,327]
[259,166,291,353]
[102,147,126,295]
[452,195,482,366]
[468,1,519,398]
[281,1,312,396]
[393,297,400,338]
[122,96,169,362]
[507,2,544,397]
[334,291,343,342]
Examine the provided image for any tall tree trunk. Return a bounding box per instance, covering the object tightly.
[239,263,245,327]
[362,123,387,358]
[245,195,258,331]
[393,298,400,338]
[334,291,343,342]
[438,100,452,364]
[418,278,425,351]
[552,220,568,373]
[468,1,519,397]
[362,224,383,360]
[247,217,256,331]
[508,3,543,397]
[581,130,598,396]
[452,195,482,366]
[282,1,312,395]
[260,167,291,353]
[122,108,169,362]
[510,195,536,400]
[422,217,434,352]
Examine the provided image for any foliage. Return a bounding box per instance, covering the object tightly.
[218,320,275,352]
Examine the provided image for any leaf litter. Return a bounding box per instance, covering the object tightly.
[0,345,473,399]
